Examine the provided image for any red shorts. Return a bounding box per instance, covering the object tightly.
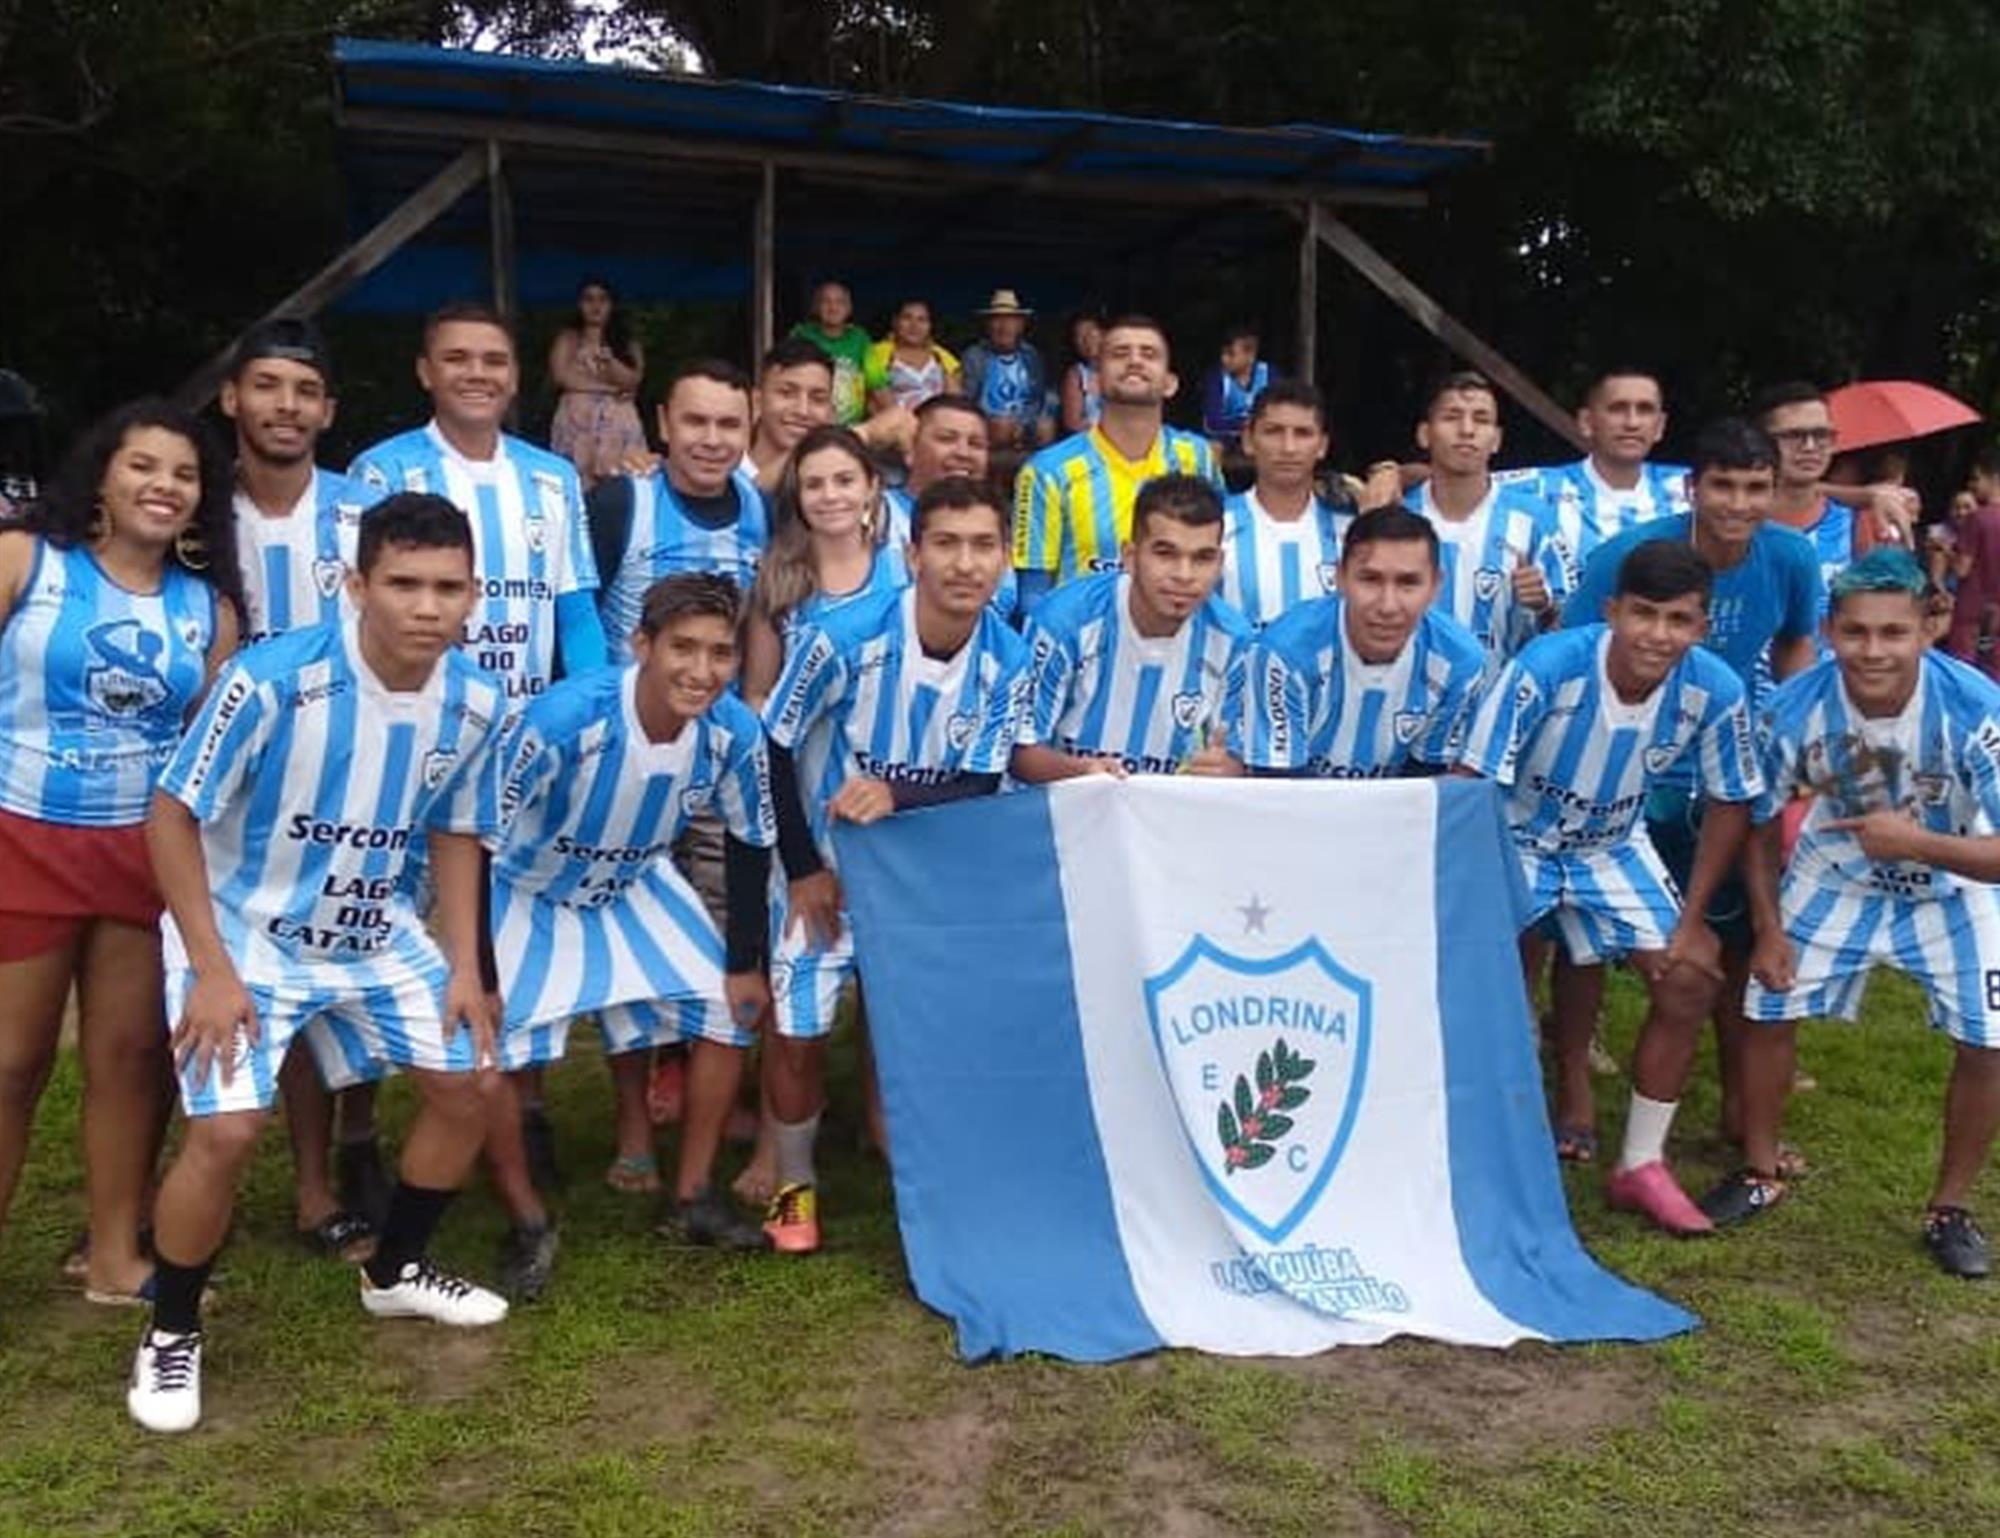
[0,805,163,962]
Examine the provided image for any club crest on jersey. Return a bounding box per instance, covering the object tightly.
[1473,566,1504,603]
[1643,744,1678,775]
[945,711,979,750]
[1144,935,1373,1245]
[1171,691,1204,730]
[420,749,458,789]
[311,559,346,600]
[1316,561,1340,593]
[1392,710,1425,744]
[82,619,172,718]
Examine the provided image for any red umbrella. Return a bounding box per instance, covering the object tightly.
[1825,380,1981,453]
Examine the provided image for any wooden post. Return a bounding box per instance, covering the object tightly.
[1314,212,1584,450]
[1297,201,1320,384]
[174,144,488,409]
[487,141,517,324]
[752,160,776,360]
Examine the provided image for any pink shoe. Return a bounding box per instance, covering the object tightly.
[1605,1160,1714,1236]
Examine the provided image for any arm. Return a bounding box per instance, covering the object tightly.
[740,606,786,707]
[1009,742,1125,783]
[0,529,35,629]
[1824,816,2000,882]
[555,590,609,677]
[585,479,632,612]
[548,331,611,395]
[1741,814,1796,992]
[885,771,1001,810]
[1659,798,1751,981]
[601,339,643,395]
[147,790,258,1088]
[429,830,498,1064]
[1769,631,1818,684]
[201,595,241,685]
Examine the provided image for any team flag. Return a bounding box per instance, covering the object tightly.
[837,777,1694,1361]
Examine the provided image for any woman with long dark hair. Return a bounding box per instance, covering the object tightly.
[548,277,647,486]
[0,398,241,1302]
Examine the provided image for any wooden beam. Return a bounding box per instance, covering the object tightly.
[487,140,516,324]
[174,144,489,409]
[752,160,776,360]
[1312,212,1583,449]
[337,105,1429,210]
[1297,201,1320,384]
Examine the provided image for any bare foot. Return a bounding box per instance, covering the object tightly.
[732,1150,777,1206]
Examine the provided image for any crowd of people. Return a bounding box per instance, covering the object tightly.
[1,285,1996,1440]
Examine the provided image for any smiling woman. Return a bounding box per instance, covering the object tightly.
[0,399,242,1305]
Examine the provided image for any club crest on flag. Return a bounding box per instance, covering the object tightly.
[1143,935,1373,1245]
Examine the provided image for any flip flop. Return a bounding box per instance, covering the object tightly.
[605,1153,662,1195]
[1554,1125,1600,1165]
[298,1209,378,1264]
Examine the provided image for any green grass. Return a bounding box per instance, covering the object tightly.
[3,973,1997,1537]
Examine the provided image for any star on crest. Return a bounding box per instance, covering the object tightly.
[1238,893,1271,935]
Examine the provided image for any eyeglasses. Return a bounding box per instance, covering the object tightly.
[1769,427,1837,448]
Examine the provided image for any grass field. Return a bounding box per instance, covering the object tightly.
[3,970,1997,1538]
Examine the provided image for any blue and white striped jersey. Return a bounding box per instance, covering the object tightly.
[1218,490,1352,628]
[1461,624,1763,856]
[233,468,366,644]
[0,537,219,826]
[882,486,1015,621]
[1762,651,2000,901]
[1783,498,1861,616]
[490,666,775,1028]
[1405,479,1575,670]
[349,424,596,709]
[1233,598,1485,778]
[157,620,505,989]
[762,585,1031,860]
[1505,459,1691,567]
[1019,573,1249,774]
[595,466,768,643]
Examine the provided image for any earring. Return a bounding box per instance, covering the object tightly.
[173,527,210,572]
[88,501,107,542]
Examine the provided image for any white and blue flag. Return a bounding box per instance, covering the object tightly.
[836,776,1694,1361]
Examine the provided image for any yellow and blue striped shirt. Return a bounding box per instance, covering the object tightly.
[1013,425,1221,585]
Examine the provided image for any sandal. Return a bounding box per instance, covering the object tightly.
[298,1209,378,1264]
[85,1271,218,1310]
[605,1153,662,1195]
[1554,1125,1599,1165]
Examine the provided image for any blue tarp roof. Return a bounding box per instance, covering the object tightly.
[331,39,1488,315]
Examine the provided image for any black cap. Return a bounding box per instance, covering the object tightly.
[230,317,335,389]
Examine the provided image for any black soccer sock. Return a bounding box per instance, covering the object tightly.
[150,1252,216,1336]
[363,1183,455,1287]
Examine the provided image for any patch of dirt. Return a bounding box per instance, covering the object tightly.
[865,1404,1006,1537]
[585,1356,713,1448]
[369,1320,504,1402]
[1275,1338,1654,1460]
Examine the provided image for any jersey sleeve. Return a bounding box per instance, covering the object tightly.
[1560,534,1626,630]
[715,722,777,849]
[1019,616,1078,748]
[1778,536,1826,643]
[346,448,397,505]
[549,461,597,596]
[1534,505,1578,605]
[429,715,505,841]
[1194,434,1224,490]
[1013,458,1061,574]
[966,661,1033,775]
[1960,712,2000,828]
[761,624,848,751]
[1234,640,1314,770]
[1458,658,1546,787]
[1695,680,1765,805]
[157,665,274,822]
[494,719,562,846]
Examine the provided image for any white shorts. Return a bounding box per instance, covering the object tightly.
[1521,836,1682,966]
[768,880,855,1041]
[1745,875,2000,1047]
[169,958,474,1117]
[496,996,750,1070]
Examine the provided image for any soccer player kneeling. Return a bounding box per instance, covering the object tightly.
[484,574,776,1293]
[1731,549,2000,1277]
[760,476,1031,1253]
[130,495,510,1435]
[1010,472,1249,782]
[1460,540,1765,1234]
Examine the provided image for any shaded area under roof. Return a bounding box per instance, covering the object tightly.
[330,38,1489,314]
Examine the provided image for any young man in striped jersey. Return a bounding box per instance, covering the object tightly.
[221,320,384,1261]
[350,303,609,1192]
[483,575,777,1294]
[129,495,510,1435]
[1728,550,2000,1276]
[1461,540,1766,1235]
[1011,474,1248,782]
[1218,382,1351,629]
[882,394,1017,622]
[1233,506,1486,778]
[1505,369,1690,567]
[1014,316,1221,606]
[760,476,1031,1253]
[1403,371,1575,675]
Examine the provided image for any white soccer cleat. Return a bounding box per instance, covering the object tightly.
[361,1259,509,1327]
[128,1329,203,1433]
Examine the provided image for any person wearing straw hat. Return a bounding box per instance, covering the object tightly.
[960,289,1051,452]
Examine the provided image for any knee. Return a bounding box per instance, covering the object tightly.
[0,1040,58,1107]
[1652,966,1718,1025]
[184,1112,268,1175]
[419,1067,501,1126]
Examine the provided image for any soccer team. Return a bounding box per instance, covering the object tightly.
[0,304,1993,1440]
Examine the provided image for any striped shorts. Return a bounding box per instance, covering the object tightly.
[1520,835,1682,966]
[767,879,855,1041]
[1744,875,2000,1047]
